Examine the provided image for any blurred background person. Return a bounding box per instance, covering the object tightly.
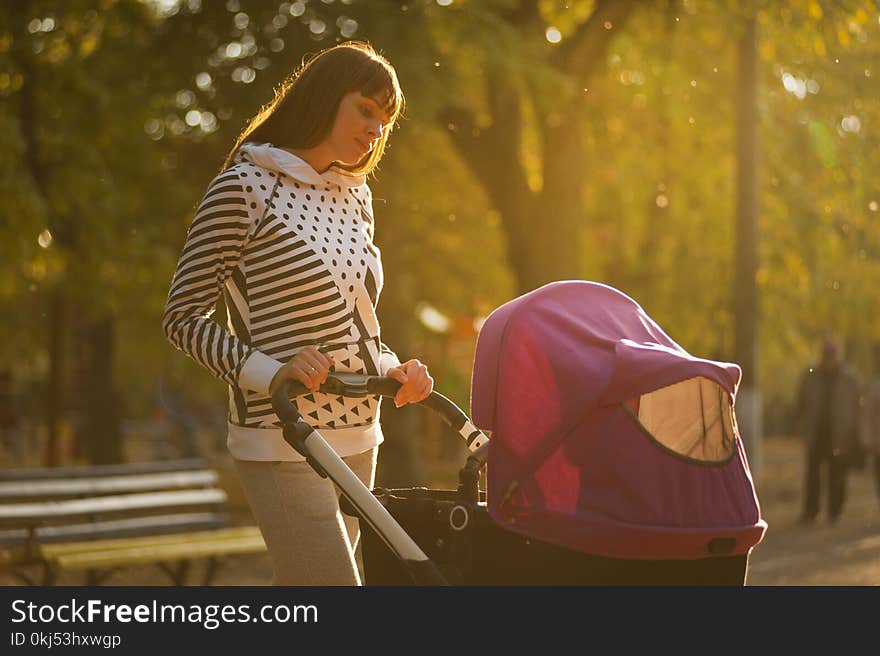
[794,337,862,525]
[862,343,880,512]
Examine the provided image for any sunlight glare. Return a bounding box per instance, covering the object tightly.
[195,72,213,90]
[200,112,218,133]
[841,115,861,133]
[144,118,164,140]
[417,303,451,333]
[232,66,256,83]
[175,90,196,108]
[337,17,358,38]
[782,73,807,99]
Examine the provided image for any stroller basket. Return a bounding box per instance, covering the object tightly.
[345,487,748,586]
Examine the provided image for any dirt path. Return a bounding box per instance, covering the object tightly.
[746,437,880,586]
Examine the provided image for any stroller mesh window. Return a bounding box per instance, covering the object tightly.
[628,376,736,463]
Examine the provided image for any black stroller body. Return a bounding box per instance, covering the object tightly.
[352,488,749,586]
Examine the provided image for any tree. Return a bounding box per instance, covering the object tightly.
[0,0,231,463]
[734,5,762,475]
[434,0,639,293]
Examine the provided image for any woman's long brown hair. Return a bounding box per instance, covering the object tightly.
[221,41,404,175]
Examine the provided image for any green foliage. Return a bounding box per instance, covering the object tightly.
[1,0,877,443]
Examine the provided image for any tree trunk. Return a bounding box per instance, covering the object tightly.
[527,121,588,291]
[45,289,65,466]
[72,316,124,465]
[441,0,637,294]
[11,3,127,466]
[13,2,66,467]
[734,9,762,477]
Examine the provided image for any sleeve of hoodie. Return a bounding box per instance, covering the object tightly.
[161,167,284,395]
[378,342,402,376]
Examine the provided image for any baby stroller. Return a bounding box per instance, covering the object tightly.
[272,281,767,585]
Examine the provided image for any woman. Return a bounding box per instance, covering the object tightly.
[162,41,433,585]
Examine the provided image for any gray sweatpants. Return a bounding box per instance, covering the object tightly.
[233,447,377,586]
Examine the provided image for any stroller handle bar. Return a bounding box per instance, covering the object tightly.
[271,372,490,453]
[269,373,491,586]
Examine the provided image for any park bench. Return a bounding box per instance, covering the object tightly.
[0,459,266,585]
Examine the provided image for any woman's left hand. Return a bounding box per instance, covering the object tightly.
[385,359,434,407]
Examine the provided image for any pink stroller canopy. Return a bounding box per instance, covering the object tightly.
[470,281,766,560]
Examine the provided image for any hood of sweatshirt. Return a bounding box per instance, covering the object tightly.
[235,142,366,189]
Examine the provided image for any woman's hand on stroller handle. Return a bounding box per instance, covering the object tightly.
[384,359,434,408]
[268,346,335,395]
[270,372,489,454]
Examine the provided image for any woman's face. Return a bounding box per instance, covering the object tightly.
[324,91,392,167]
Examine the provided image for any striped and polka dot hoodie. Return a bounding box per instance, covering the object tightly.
[162,143,401,461]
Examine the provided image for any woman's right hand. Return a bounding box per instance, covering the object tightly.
[269,347,335,395]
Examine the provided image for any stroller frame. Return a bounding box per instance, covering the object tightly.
[272,373,750,586]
